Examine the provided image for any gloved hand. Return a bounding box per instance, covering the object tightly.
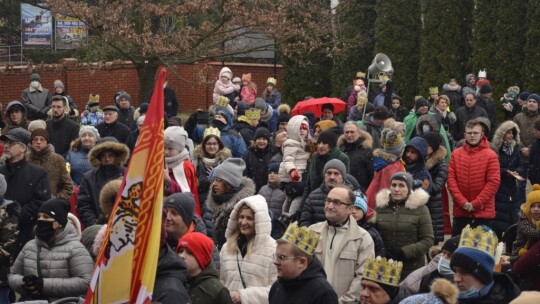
[386,248,405,261]
[289,169,301,182]
[22,275,43,294]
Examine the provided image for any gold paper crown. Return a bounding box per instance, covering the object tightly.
[216,96,230,108]
[204,126,221,138]
[281,222,320,255]
[267,77,277,86]
[458,225,498,257]
[429,87,439,95]
[88,94,100,104]
[245,108,261,121]
[356,71,366,79]
[362,256,403,287]
[357,92,367,106]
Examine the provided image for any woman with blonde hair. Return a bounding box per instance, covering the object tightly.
[220,195,276,304]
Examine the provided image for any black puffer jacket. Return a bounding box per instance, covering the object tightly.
[152,245,190,304]
[337,131,374,191]
[243,145,273,192]
[453,105,488,141]
[425,146,448,243]
[458,273,520,304]
[441,83,463,111]
[358,219,385,257]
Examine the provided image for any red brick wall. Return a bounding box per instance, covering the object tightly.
[0,61,283,112]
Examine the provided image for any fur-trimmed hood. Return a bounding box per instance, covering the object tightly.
[375,188,429,210]
[493,120,521,149]
[99,179,122,217]
[416,114,441,135]
[277,103,290,114]
[88,141,130,167]
[426,146,447,170]
[373,148,400,163]
[193,143,232,161]
[225,194,272,240]
[69,138,95,152]
[337,128,373,150]
[206,177,256,213]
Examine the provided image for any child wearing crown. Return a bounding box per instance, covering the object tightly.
[81,94,104,127]
[240,73,258,105]
[261,77,281,109]
[213,67,240,107]
[511,184,540,290]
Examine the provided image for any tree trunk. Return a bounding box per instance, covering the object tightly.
[135,58,160,106]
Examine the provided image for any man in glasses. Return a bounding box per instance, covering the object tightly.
[448,120,500,236]
[308,185,375,304]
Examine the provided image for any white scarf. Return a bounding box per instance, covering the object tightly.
[165,149,191,192]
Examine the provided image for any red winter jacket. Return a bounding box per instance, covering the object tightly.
[448,137,500,219]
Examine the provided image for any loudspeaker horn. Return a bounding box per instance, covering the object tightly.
[368,53,393,78]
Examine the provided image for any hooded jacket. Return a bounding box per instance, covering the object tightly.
[458,272,520,304]
[27,144,74,200]
[404,137,433,194]
[204,177,256,249]
[416,114,451,163]
[448,136,500,219]
[425,146,448,243]
[269,257,338,304]
[279,115,311,183]
[366,149,405,210]
[187,262,232,304]
[213,67,239,104]
[65,138,94,186]
[2,101,30,135]
[152,244,191,304]
[376,188,434,278]
[442,83,463,110]
[220,195,277,304]
[9,223,94,301]
[76,141,129,227]
[338,130,374,190]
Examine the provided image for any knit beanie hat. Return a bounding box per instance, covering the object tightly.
[254,127,271,141]
[314,120,337,132]
[323,159,346,180]
[0,173,6,197]
[79,125,100,141]
[479,83,493,94]
[381,128,405,158]
[254,98,267,111]
[164,126,188,152]
[521,184,540,224]
[354,192,368,214]
[423,132,442,153]
[213,158,246,188]
[390,172,414,194]
[30,73,40,81]
[278,111,291,124]
[442,235,460,254]
[177,232,214,269]
[321,103,334,113]
[268,162,280,173]
[528,94,540,104]
[117,92,131,102]
[164,192,195,226]
[39,198,70,228]
[236,101,251,116]
[415,97,430,111]
[54,80,64,89]
[28,120,47,132]
[317,129,339,149]
[373,106,389,120]
[519,91,530,101]
[450,247,494,285]
[31,128,49,143]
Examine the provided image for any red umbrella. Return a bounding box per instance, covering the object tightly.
[291,97,346,117]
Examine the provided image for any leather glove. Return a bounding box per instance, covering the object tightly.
[386,248,405,261]
[22,275,43,294]
[289,169,301,182]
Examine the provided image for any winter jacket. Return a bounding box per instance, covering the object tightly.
[258,184,286,219]
[166,155,201,217]
[65,139,93,186]
[0,159,51,258]
[476,96,497,132]
[279,116,311,183]
[8,223,93,301]
[448,137,500,220]
[366,149,405,210]
[425,146,448,243]
[358,218,386,258]
[514,108,539,148]
[404,111,424,143]
[405,137,433,194]
[262,89,281,109]
[243,145,273,192]
[22,85,51,120]
[415,114,451,163]
[204,177,256,249]
[461,75,477,99]
[511,210,540,263]
[400,253,441,294]
[441,83,463,111]
[233,118,256,147]
[96,120,131,144]
[458,273,519,304]
[152,244,191,304]
[241,85,257,105]
[375,188,434,278]
[347,103,375,122]
[46,115,80,157]
[0,199,20,287]
[529,138,540,185]
[452,105,488,141]
[388,106,409,123]
[492,121,527,237]
[164,86,179,118]
[220,195,277,304]
[117,106,136,130]
[362,114,383,149]
[338,131,374,191]
[187,262,232,304]
[309,216,375,304]
[193,146,231,209]
[2,101,30,135]
[269,257,338,304]
[213,67,240,104]
[27,144,74,200]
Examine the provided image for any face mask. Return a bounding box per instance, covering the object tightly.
[422,124,431,133]
[35,220,56,242]
[437,258,453,276]
[31,81,40,88]
[211,120,226,131]
[458,286,480,300]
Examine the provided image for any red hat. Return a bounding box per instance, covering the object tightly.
[177,232,214,269]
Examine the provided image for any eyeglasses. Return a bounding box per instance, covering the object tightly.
[465,132,482,136]
[205,142,219,146]
[273,253,300,263]
[324,198,352,207]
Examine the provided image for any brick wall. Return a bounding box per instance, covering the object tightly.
[0,61,283,112]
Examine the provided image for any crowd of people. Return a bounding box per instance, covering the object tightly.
[0,68,539,304]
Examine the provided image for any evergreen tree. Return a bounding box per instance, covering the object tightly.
[331,0,377,98]
[282,53,333,104]
[373,0,422,105]
[523,0,540,92]
[417,0,470,96]
[468,0,499,78]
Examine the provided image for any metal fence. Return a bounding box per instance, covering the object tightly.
[0,45,24,66]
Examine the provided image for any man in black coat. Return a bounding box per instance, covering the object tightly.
[46,95,80,157]
[96,105,131,144]
[0,128,51,257]
[339,122,374,191]
[453,93,488,141]
[164,82,179,119]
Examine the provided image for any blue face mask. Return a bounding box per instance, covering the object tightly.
[437,258,453,276]
[31,81,40,88]
[459,286,480,300]
[422,124,431,133]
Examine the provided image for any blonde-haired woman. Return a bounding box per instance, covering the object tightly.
[220,195,276,304]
